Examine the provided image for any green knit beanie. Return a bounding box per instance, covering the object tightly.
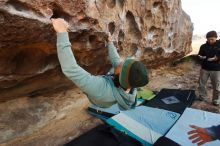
[119,58,148,89]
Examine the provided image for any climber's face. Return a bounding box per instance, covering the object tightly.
[207,37,217,45]
[114,62,123,75]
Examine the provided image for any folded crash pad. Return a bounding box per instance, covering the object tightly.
[166,108,220,146]
[106,106,180,146]
[143,89,196,114]
[136,88,156,100]
[64,124,143,146]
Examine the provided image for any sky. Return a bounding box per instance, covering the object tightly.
[181,0,220,35]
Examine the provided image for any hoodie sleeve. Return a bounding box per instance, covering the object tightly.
[56,32,115,104]
[216,40,220,59]
[107,42,121,67]
[205,125,220,140]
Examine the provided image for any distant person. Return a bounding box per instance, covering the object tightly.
[197,30,220,106]
[51,18,148,109]
[188,125,220,145]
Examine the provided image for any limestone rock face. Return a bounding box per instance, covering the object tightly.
[0,0,193,99]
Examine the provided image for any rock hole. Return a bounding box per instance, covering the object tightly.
[170,26,173,31]
[126,11,142,41]
[130,43,138,56]
[144,47,153,53]
[51,9,71,22]
[89,35,97,43]
[153,35,159,38]
[153,2,162,8]
[118,30,125,42]
[79,17,98,25]
[108,22,115,35]
[148,26,164,45]
[149,26,156,32]
[6,0,43,16]
[168,43,172,48]
[149,26,164,36]
[6,0,29,11]
[153,1,165,15]
[155,47,164,54]
[50,3,72,21]
[106,0,116,8]
[140,18,144,25]
[118,30,125,51]
[118,41,123,51]
[146,10,152,18]
[118,0,125,9]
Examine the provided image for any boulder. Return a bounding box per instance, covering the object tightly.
[0,0,193,100]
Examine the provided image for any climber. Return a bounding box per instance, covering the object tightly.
[197,30,220,106]
[51,18,148,110]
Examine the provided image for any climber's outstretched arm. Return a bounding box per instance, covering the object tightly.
[106,33,121,67]
[51,18,115,106]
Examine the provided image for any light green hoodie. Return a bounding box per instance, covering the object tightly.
[56,32,136,109]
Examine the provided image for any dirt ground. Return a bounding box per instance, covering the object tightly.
[0,88,102,146]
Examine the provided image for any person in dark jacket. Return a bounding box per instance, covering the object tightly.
[197,30,220,106]
[188,125,220,145]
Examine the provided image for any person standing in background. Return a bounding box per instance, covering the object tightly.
[197,31,220,106]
